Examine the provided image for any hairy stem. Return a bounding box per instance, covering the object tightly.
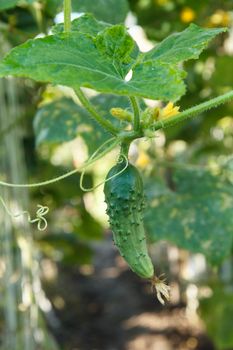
[74,87,119,135]
[120,141,130,158]
[153,90,233,130]
[64,0,71,32]
[130,96,141,132]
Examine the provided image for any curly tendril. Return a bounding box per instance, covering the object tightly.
[0,197,49,231]
[28,205,49,231]
[0,137,121,229]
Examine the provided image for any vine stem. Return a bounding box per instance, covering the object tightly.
[153,90,233,130]
[130,96,141,132]
[0,137,120,188]
[74,87,120,135]
[64,0,71,32]
[120,141,130,158]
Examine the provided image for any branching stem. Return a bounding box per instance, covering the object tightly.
[153,90,233,130]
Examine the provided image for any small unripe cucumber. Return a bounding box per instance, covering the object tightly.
[104,161,154,279]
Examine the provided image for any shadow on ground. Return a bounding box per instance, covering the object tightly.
[43,234,215,350]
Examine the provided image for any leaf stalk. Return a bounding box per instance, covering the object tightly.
[130,96,141,132]
[74,88,120,135]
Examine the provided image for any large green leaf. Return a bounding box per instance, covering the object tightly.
[0,30,185,101]
[0,21,226,101]
[144,168,233,265]
[72,0,129,24]
[0,0,18,10]
[34,97,110,153]
[33,94,130,153]
[95,25,137,77]
[143,24,227,64]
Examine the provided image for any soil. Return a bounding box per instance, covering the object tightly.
[43,235,215,350]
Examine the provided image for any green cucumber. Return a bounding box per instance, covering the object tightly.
[104,161,154,279]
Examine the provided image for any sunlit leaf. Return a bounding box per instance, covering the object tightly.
[0,31,185,101]
[143,24,227,64]
[0,21,226,101]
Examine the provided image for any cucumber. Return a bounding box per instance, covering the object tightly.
[104,161,154,279]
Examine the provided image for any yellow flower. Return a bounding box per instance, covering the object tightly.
[159,102,180,119]
[180,7,196,23]
[209,10,230,27]
[136,151,150,169]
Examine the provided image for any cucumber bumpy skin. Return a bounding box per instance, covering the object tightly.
[104,161,154,279]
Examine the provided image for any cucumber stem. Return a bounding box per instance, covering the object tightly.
[153,90,233,130]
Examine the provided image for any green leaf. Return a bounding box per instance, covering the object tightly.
[72,0,129,24]
[95,24,136,77]
[0,22,226,101]
[143,24,227,64]
[145,168,233,265]
[0,0,37,9]
[52,13,110,35]
[0,0,18,10]
[0,30,185,101]
[127,60,186,101]
[199,286,233,349]
[24,0,36,4]
[33,94,130,153]
[33,97,109,153]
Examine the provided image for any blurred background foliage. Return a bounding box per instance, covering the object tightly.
[0,0,233,349]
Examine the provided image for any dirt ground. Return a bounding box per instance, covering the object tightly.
[43,236,215,350]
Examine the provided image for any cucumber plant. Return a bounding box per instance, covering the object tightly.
[0,0,233,303]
